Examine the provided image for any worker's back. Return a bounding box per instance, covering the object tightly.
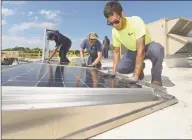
[54,31,71,47]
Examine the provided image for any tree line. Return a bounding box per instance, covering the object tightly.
[2,46,85,54]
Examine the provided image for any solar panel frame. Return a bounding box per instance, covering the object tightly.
[1,62,145,88]
[2,62,178,139]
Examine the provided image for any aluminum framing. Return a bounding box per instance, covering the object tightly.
[2,87,158,111]
[2,63,178,139]
[61,98,177,139]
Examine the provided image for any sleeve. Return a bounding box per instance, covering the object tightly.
[80,39,86,50]
[112,30,121,48]
[133,16,146,39]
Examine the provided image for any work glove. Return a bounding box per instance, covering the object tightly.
[127,76,139,84]
[116,77,138,86]
[81,62,87,67]
[87,64,95,68]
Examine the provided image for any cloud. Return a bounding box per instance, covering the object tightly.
[2,35,43,49]
[27,11,33,16]
[8,21,57,34]
[2,20,7,25]
[40,9,61,20]
[3,1,27,5]
[2,7,16,16]
[34,16,39,21]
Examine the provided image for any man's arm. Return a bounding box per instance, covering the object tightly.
[133,36,145,78]
[113,47,120,72]
[49,47,59,60]
[132,16,147,79]
[80,48,85,59]
[112,31,121,72]
[92,52,102,66]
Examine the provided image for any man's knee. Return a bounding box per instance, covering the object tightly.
[116,62,134,74]
[149,42,164,60]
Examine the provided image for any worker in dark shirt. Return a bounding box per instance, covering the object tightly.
[46,28,72,64]
[102,36,110,58]
[80,32,103,69]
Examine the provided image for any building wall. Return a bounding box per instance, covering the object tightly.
[147,19,168,56]
[119,17,191,57]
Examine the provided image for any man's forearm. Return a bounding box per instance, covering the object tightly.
[92,56,101,65]
[80,50,84,58]
[50,47,58,59]
[113,51,120,72]
[80,50,86,63]
[133,37,145,78]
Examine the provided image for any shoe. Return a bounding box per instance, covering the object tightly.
[139,62,145,80]
[151,80,162,86]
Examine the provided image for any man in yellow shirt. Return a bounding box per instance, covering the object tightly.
[103,1,164,86]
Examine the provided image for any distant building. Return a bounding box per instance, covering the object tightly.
[120,17,192,58]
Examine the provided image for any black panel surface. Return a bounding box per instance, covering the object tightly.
[2,63,143,88]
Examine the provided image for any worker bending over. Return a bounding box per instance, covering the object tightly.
[103,1,164,86]
[80,32,103,69]
[46,28,72,64]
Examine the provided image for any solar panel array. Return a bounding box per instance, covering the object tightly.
[2,63,142,88]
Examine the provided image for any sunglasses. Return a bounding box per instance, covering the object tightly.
[107,16,121,26]
[90,39,96,41]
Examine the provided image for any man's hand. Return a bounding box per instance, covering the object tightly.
[128,76,139,84]
[87,64,95,67]
[81,62,86,67]
[107,70,116,77]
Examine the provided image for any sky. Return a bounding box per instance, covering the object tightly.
[2,1,192,50]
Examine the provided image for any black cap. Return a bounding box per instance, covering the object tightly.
[47,31,54,40]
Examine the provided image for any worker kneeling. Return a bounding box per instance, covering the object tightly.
[80,32,102,69]
[46,29,72,64]
[103,1,164,86]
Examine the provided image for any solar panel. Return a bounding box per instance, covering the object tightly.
[2,62,143,88]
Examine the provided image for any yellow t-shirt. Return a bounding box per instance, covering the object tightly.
[112,16,152,51]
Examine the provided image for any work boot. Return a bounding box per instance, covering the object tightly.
[151,80,162,86]
[138,62,145,80]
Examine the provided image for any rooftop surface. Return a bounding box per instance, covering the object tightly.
[92,58,192,139]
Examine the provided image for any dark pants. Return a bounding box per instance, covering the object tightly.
[103,45,109,58]
[116,42,164,82]
[59,42,71,63]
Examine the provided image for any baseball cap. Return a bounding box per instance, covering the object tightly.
[47,31,54,40]
[89,32,99,39]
